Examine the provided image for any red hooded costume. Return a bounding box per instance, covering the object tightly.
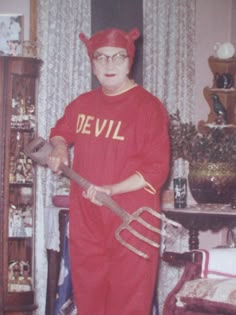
[50,27,170,315]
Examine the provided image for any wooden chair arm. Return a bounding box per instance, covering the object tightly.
[162,251,203,267]
[162,251,203,315]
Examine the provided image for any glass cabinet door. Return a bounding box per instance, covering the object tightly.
[0,56,41,314]
[8,75,36,293]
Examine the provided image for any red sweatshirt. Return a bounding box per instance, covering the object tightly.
[50,85,170,213]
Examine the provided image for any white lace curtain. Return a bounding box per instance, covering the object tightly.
[35,1,91,313]
[143,0,196,312]
[143,0,196,120]
[34,0,196,313]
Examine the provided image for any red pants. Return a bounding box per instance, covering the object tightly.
[69,195,161,315]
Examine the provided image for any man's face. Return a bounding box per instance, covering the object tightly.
[92,46,130,95]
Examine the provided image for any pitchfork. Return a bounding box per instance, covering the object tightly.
[24,137,180,259]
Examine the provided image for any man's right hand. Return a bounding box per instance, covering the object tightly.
[47,136,69,174]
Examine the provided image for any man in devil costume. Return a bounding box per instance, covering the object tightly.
[47,27,170,315]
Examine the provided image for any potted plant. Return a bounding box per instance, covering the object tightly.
[169,110,236,204]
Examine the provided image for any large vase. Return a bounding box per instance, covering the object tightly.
[188,162,236,204]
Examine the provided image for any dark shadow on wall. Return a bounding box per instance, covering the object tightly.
[91,0,143,88]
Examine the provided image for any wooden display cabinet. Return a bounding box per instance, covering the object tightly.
[0,56,41,314]
[203,56,236,125]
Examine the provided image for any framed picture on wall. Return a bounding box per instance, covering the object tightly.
[0,14,23,56]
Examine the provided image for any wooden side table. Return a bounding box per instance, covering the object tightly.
[162,204,236,250]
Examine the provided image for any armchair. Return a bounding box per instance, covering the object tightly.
[162,248,236,315]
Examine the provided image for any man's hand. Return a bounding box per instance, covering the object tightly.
[82,185,111,206]
[47,137,69,174]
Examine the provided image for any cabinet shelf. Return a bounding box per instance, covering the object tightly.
[10,127,35,132]
[9,236,32,240]
[9,182,33,187]
[208,56,236,75]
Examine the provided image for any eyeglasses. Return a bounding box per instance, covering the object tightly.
[93,52,129,65]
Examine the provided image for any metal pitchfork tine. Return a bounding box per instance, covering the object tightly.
[24,137,180,259]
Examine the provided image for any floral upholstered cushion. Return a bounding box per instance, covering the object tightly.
[176,278,236,313]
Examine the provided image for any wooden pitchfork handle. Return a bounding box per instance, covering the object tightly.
[24,137,177,259]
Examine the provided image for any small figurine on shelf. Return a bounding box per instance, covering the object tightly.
[14,131,22,160]
[14,152,28,183]
[14,161,25,183]
[19,186,33,205]
[8,260,32,292]
[24,158,34,183]
[214,72,234,89]
[21,261,32,286]
[214,42,235,59]
[211,94,228,124]
[11,96,22,116]
[12,261,21,281]
[25,96,35,115]
[9,155,16,183]
[7,40,21,56]
[9,204,17,236]
[23,40,37,58]
[9,204,27,237]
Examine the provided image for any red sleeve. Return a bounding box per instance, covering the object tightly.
[49,100,77,145]
[136,101,170,193]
